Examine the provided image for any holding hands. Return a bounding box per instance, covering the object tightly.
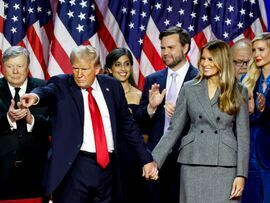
[142,161,159,180]
[256,92,265,112]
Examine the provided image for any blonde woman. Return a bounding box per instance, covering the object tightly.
[152,40,250,203]
[241,32,270,203]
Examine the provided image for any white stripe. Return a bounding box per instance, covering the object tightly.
[32,21,50,65]
[54,14,77,56]
[140,51,156,78]
[258,0,268,29]
[0,0,4,17]
[98,40,109,69]
[188,39,200,67]
[233,34,245,43]
[0,34,11,52]
[202,26,216,41]
[146,17,161,57]
[47,54,65,76]
[23,38,45,79]
[251,18,264,35]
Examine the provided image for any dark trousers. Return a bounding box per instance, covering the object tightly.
[242,157,270,203]
[53,152,113,203]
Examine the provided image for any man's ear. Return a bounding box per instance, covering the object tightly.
[183,44,189,55]
[95,64,102,74]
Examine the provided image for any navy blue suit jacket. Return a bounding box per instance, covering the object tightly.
[136,65,198,151]
[251,76,270,169]
[32,74,152,194]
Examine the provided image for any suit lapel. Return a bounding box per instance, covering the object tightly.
[158,68,168,90]
[183,65,195,84]
[194,79,217,127]
[67,76,84,127]
[96,76,117,139]
[0,78,13,108]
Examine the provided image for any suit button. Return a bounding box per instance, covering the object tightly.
[68,161,72,165]
[199,115,202,119]
[201,130,204,133]
[77,144,80,148]
[217,117,220,121]
[214,130,218,134]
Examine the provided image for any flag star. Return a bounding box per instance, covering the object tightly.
[11,27,17,33]
[22,18,25,22]
[214,15,220,22]
[183,0,188,2]
[89,15,95,22]
[11,15,18,22]
[176,22,182,27]
[141,11,147,18]
[228,5,234,12]
[193,0,198,5]
[67,10,74,18]
[37,7,42,12]
[80,0,87,8]
[76,24,84,32]
[139,25,145,31]
[78,12,86,20]
[133,0,138,2]
[239,8,246,15]
[47,10,52,16]
[28,7,34,13]
[188,25,194,32]
[128,22,135,29]
[91,4,95,10]
[249,12,253,18]
[130,9,136,16]
[4,3,9,8]
[69,0,76,6]
[190,12,196,18]
[204,1,209,7]
[138,38,143,45]
[167,6,172,12]
[250,0,255,4]
[216,2,223,8]
[31,0,35,2]
[164,19,170,26]
[142,0,148,5]
[13,3,20,10]
[237,22,243,29]
[178,9,184,15]
[223,32,229,38]
[3,15,7,20]
[59,0,65,3]
[155,3,162,10]
[122,7,127,14]
[225,18,231,25]
[202,15,208,22]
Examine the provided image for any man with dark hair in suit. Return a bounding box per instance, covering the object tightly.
[21,45,158,203]
[0,46,50,200]
[136,26,198,203]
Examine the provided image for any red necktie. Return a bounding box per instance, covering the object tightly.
[87,87,110,168]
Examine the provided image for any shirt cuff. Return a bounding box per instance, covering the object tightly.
[7,113,17,130]
[27,115,35,132]
[147,104,157,118]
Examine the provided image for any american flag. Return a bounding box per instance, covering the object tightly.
[0,0,269,89]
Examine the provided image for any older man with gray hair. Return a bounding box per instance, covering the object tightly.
[0,46,50,200]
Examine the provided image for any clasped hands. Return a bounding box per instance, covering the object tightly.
[142,161,159,180]
[7,99,33,124]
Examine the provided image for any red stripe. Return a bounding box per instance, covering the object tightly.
[26,26,49,79]
[82,40,91,45]
[137,69,145,90]
[243,27,255,39]
[260,17,267,32]
[193,32,207,49]
[50,34,73,74]
[142,35,164,71]
[0,16,3,33]
[95,6,117,52]
[43,21,53,41]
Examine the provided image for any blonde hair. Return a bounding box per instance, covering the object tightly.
[242,32,270,94]
[197,40,243,115]
[70,45,100,65]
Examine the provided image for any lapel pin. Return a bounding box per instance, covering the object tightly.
[106,88,110,91]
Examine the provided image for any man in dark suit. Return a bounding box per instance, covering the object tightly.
[0,46,50,200]
[136,26,198,203]
[21,45,158,203]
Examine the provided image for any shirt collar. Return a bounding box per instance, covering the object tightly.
[167,61,190,76]
[7,78,28,94]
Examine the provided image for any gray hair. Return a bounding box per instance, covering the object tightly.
[2,46,30,65]
[70,45,100,65]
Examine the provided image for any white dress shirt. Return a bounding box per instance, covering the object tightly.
[7,79,35,132]
[80,78,114,153]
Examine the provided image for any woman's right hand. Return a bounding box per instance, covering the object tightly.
[230,177,245,199]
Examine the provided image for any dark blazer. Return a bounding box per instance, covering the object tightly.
[136,65,198,151]
[32,74,153,195]
[250,75,270,169]
[0,77,50,199]
[152,79,250,177]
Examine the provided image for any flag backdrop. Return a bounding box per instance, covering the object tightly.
[0,0,269,89]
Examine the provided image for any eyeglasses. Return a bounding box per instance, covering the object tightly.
[233,59,250,68]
